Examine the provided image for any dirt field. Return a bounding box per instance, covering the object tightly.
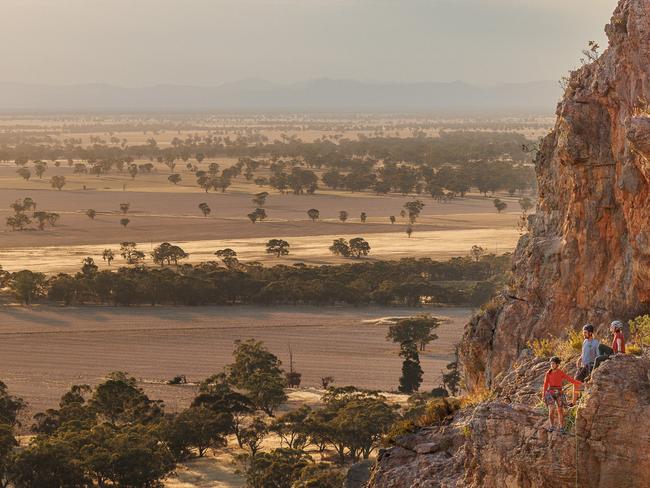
[0,305,469,422]
[0,178,522,273]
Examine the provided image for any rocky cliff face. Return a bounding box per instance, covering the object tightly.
[463,0,650,388]
[369,356,650,488]
[370,1,650,486]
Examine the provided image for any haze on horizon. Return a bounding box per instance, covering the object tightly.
[2,0,616,88]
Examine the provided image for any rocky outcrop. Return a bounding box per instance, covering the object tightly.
[463,0,650,387]
[368,356,650,488]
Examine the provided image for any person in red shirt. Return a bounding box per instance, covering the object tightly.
[542,356,582,433]
[611,320,626,354]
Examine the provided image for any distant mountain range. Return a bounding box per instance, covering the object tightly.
[0,78,561,113]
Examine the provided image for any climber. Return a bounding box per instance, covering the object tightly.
[575,323,600,381]
[610,320,626,354]
[594,320,626,369]
[542,356,582,433]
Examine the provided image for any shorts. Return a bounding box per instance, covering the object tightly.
[575,364,592,383]
[544,388,567,408]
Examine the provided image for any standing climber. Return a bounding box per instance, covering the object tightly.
[574,324,600,400]
[542,356,582,433]
[593,320,626,370]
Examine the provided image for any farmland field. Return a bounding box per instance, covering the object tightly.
[1,305,470,421]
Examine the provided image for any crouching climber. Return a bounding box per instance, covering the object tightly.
[594,320,626,370]
[542,356,582,433]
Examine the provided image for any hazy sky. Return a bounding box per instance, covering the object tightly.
[2,0,617,86]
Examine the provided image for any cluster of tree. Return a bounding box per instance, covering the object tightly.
[0,338,419,487]
[1,131,529,169]
[2,253,509,307]
[3,132,535,198]
[0,374,175,487]
[329,238,371,258]
[5,197,59,231]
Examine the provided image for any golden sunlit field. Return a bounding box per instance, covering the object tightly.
[0,114,541,487]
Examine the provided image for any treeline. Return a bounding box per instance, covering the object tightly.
[1,255,509,307]
[4,131,536,198]
[0,131,531,165]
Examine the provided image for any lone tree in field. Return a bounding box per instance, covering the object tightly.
[247,208,267,224]
[33,211,59,230]
[102,249,115,266]
[50,175,66,190]
[151,242,189,266]
[215,248,239,268]
[252,192,269,207]
[329,238,351,257]
[168,173,182,185]
[266,239,290,258]
[387,316,440,392]
[338,210,348,223]
[469,245,485,262]
[119,203,130,214]
[33,161,47,179]
[16,168,31,181]
[349,237,371,258]
[120,242,145,264]
[307,208,320,222]
[198,202,211,217]
[86,209,97,220]
[403,200,425,224]
[493,198,508,214]
[120,218,130,228]
[360,212,367,223]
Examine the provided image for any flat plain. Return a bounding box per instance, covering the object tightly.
[0,305,470,421]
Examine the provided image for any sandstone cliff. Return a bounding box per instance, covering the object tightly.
[463,0,650,388]
[370,1,650,486]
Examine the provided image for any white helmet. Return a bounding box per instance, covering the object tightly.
[610,320,624,331]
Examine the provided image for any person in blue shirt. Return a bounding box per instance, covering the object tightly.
[573,323,600,403]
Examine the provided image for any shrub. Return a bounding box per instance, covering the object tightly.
[629,315,650,349]
[627,343,643,356]
[529,329,583,360]
[418,397,461,426]
[382,419,418,446]
[461,387,493,408]
[528,338,557,358]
